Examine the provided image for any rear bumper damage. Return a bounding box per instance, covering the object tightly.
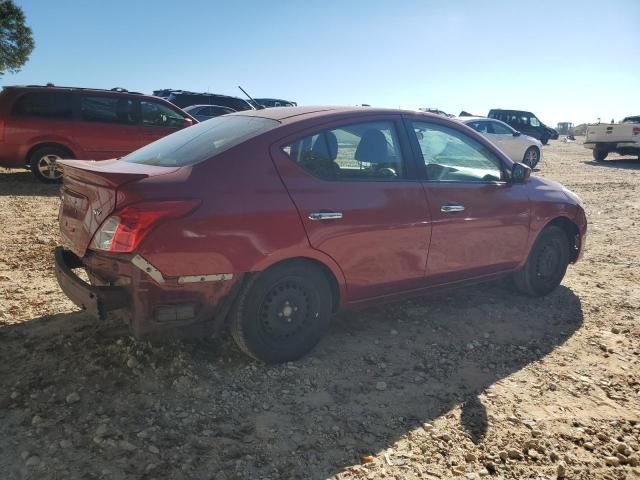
[54,247,128,319]
[54,247,244,338]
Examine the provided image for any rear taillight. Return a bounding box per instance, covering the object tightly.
[0,120,4,141]
[633,127,640,136]
[90,200,200,253]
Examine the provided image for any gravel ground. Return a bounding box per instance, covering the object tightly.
[0,139,639,480]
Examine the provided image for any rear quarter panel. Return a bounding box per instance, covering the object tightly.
[129,137,347,304]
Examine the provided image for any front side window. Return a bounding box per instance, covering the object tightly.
[81,96,135,124]
[412,121,503,183]
[467,121,490,134]
[529,116,541,127]
[12,92,72,119]
[122,115,279,167]
[141,100,186,128]
[283,120,405,181]
[489,121,514,135]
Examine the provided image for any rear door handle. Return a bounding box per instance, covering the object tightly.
[440,204,465,213]
[308,212,343,221]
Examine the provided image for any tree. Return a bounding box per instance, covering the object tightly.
[0,0,35,76]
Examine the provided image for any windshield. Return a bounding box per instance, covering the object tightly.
[121,115,279,167]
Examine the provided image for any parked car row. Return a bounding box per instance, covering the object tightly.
[53,106,587,363]
[0,85,298,182]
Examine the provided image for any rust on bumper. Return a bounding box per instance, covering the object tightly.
[54,247,129,319]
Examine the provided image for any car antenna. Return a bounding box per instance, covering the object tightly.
[238,85,264,109]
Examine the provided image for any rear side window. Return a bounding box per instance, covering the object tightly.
[283,120,406,181]
[12,92,72,119]
[122,115,279,167]
[81,96,136,124]
[141,100,186,128]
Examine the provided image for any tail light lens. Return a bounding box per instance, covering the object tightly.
[633,127,640,135]
[90,200,200,253]
[0,120,4,141]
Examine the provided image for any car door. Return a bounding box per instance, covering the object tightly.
[486,120,522,161]
[137,99,191,149]
[75,94,139,159]
[406,116,530,284]
[270,116,432,301]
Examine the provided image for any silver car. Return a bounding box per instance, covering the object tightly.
[458,116,543,168]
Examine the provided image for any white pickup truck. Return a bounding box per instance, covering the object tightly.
[584,116,640,161]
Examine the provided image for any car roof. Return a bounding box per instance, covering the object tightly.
[3,84,155,98]
[232,105,439,124]
[457,116,492,122]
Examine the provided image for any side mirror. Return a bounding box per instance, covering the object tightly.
[183,118,194,127]
[512,131,521,137]
[511,162,531,183]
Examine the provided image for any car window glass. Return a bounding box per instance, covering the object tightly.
[490,121,513,134]
[411,121,502,182]
[529,116,541,127]
[12,92,72,119]
[198,106,213,116]
[283,121,405,181]
[80,96,136,124]
[467,121,490,133]
[122,115,279,167]
[141,101,186,128]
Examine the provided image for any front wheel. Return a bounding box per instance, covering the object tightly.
[593,149,608,162]
[230,262,332,363]
[523,146,540,169]
[29,146,72,183]
[514,225,570,297]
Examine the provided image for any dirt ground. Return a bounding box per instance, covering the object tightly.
[0,139,639,480]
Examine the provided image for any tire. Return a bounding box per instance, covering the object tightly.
[514,225,570,297]
[593,149,608,162]
[230,262,332,363]
[523,146,540,169]
[29,146,72,183]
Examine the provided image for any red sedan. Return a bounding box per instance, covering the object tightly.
[54,107,587,363]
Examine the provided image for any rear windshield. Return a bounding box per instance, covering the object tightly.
[121,115,279,167]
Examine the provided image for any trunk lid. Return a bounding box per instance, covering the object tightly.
[58,159,179,257]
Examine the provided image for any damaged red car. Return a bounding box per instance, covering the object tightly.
[55,107,587,363]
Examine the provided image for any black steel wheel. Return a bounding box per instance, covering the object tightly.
[514,225,570,296]
[230,262,332,363]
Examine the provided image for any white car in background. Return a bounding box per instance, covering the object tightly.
[458,116,543,168]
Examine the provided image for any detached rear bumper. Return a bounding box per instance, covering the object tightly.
[54,247,129,319]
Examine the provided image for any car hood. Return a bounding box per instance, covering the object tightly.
[528,176,582,207]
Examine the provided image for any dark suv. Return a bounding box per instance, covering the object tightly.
[0,85,196,182]
[153,89,254,112]
[488,109,558,144]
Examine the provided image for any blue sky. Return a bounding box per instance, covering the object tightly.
[2,0,639,126]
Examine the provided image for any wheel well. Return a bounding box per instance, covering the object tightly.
[263,257,341,313]
[25,143,75,166]
[548,217,580,262]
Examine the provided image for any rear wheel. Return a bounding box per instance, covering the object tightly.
[523,146,540,169]
[29,146,72,183]
[514,225,570,297]
[593,148,608,162]
[230,262,332,363]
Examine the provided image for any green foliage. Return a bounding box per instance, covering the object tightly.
[0,0,35,76]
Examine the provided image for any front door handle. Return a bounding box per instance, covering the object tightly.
[440,204,465,213]
[308,212,343,221]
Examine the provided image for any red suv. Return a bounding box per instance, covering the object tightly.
[0,85,196,182]
[54,107,587,363]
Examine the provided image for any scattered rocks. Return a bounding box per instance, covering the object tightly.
[375,381,387,391]
[65,392,80,404]
[118,440,137,452]
[507,449,523,460]
[604,456,620,467]
[557,461,567,478]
